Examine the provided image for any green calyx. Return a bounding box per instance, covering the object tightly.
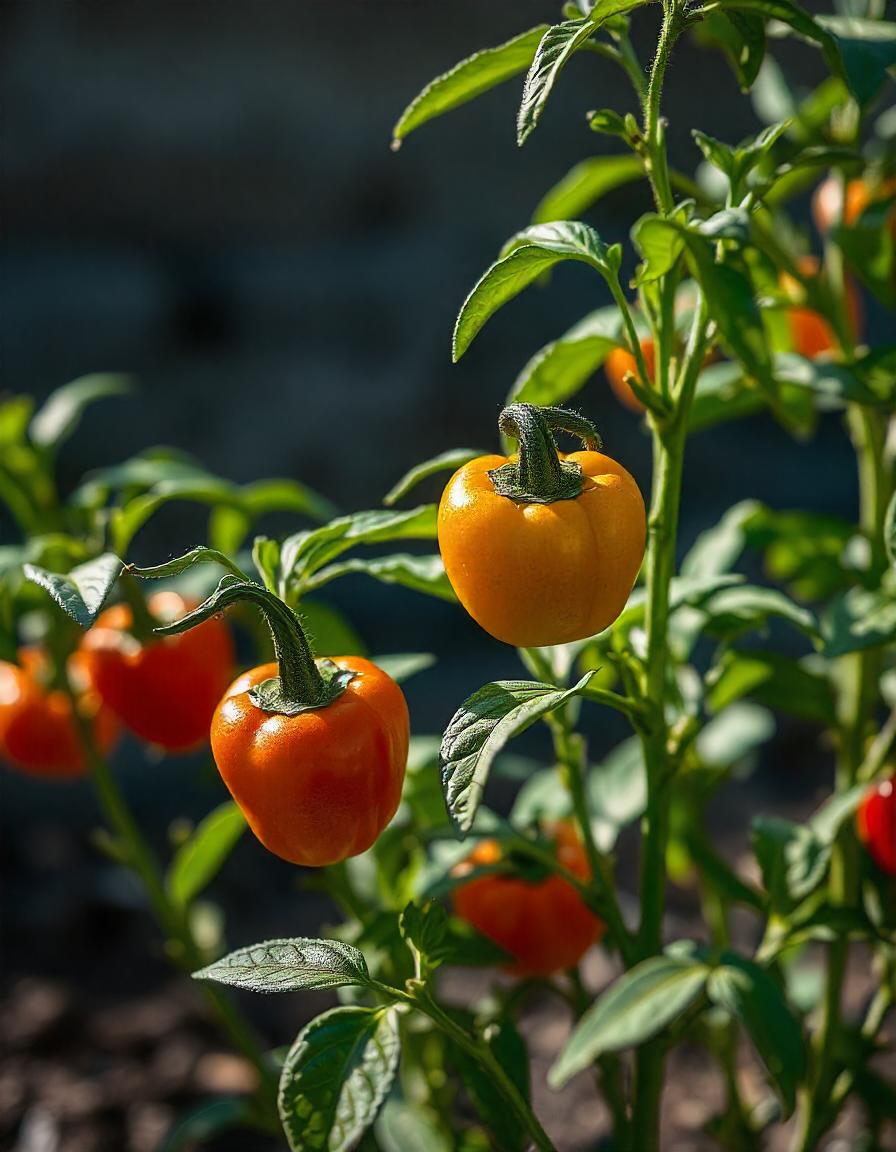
[153,575,353,716]
[489,404,603,504]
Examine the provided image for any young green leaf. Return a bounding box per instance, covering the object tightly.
[30,374,132,450]
[279,506,438,594]
[279,1006,400,1152]
[532,154,644,224]
[384,449,485,506]
[305,553,455,602]
[549,953,710,1086]
[193,938,371,993]
[400,900,449,964]
[454,221,620,360]
[517,19,598,146]
[393,26,549,145]
[167,802,247,910]
[508,307,622,406]
[440,672,596,835]
[707,954,805,1114]
[24,552,122,628]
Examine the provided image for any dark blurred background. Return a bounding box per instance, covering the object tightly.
[0,3,886,1150]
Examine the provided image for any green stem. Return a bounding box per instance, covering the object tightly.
[491,404,601,504]
[547,710,637,967]
[383,985,557,1152]
[795,410,889,1150]
[66,679,278,1112]
[642,1,679,216]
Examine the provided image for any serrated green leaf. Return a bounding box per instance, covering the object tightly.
[517,19,597,146]
[454,221,619,360]
[549,953,709,1085]
[393,26,549,144]
[24,552,122,628]
[440,672,595,835]
[193,937,371,993]
[167,802,247,909]
[278,1006,400,1152]
[533,154,643,223]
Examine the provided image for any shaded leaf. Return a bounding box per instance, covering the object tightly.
[24,553,122,628]
[167,802,247,909]
[533,154,643,223]
[550,953,709,1085]
[279,1007,400,1152]
[509,307,621,406]
[707,954,804,1114]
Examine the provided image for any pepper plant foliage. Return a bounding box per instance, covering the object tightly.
[2,0,896,1149]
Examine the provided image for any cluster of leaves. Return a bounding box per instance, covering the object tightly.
[3,0,895,1150]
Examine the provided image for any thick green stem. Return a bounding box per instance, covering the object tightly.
[66,683,278,1112]
[491,404,601,504]
[153,577,345,713]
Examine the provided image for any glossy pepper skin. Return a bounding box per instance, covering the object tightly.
[80,590,235,752]
[439,446,645,648]
[452,822,604,976]
[211,656,409,867]
[0,648,119,778]
[857,777,896,876]
[604,339,655,413]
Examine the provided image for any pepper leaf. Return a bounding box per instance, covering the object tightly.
[392,26,549,145]
[707,953,805,1115]
[532,154,644,223]
[23,552,122,628]
[384,449,485,506]
[454,221,621,361]
[30,374,133,450]
[549,952,710,1086]
[167,802,247,910]
[517,19,598,146]
[508,306,622,407]
[305,553,456,602]
[280,506,438,594]
[440,672,596,836]
[279,1006,400,1152]
[193,937,371,993]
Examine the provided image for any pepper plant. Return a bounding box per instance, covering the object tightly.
[2,0,896,1149]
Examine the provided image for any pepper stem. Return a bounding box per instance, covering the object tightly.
[490,404,602,505]
[152,577,353,716]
